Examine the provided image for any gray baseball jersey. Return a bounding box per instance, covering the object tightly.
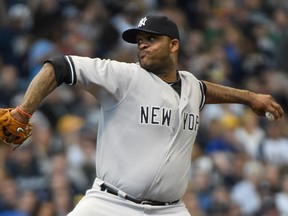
[57,55,205,202]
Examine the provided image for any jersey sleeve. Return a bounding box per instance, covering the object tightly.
[46,55,136,109]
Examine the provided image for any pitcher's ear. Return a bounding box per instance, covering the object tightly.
[170,39,180,53]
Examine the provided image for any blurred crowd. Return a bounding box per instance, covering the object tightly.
[0,0,288,216]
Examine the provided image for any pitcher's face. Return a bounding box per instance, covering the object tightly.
[136,32,174,75]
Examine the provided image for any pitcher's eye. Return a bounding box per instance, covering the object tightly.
[149,36,156,42]
[137,38,143,45]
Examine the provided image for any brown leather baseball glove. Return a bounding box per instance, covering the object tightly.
[0,108,33,146]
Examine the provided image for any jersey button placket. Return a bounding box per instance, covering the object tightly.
[165,155,171,163]
[156,178,162,184]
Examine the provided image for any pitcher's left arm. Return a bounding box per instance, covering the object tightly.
[203,81,284,120]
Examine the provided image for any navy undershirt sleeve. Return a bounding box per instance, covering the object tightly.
[44,55,72,86]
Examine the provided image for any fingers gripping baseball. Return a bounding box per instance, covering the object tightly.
[265,103,283,120]
[0,108,33,147]
[249,93,284,120]
[263,97,283,120]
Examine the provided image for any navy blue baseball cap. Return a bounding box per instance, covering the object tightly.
[122,15,180,44]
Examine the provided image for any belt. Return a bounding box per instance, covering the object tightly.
[100,183,179,206]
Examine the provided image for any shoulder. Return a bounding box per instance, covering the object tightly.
[178,70,204,88]
[69,55,142,76]
[70,55,138,68]
[178,70,199,81]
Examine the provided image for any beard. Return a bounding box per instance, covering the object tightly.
[138,54,172,75]
[139,61,165,75]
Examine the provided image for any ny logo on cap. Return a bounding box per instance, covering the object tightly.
[138,17,147,27]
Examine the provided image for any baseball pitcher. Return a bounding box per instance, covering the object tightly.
[0,15,284,216]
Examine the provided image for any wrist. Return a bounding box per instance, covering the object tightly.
[16,106,32,119]
[245,90,255,107]
[11,107,31,124]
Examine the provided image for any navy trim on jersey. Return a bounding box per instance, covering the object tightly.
[44,55,77,86]
[65,55,77,86]
[199,81,206,111]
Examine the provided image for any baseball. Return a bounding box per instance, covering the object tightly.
[265,111,275,121]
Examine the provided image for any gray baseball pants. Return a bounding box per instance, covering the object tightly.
[67,178,191,216]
